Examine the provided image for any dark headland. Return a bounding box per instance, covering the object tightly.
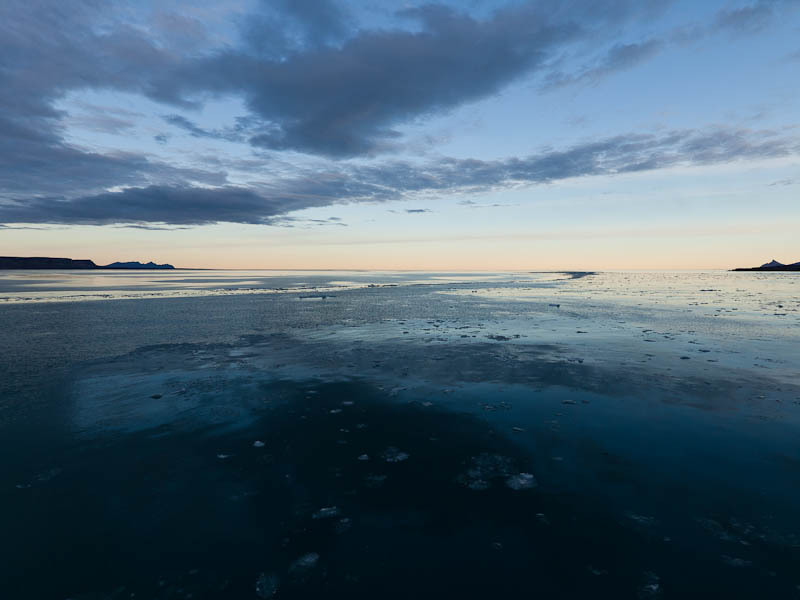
[0,257,175,270]
[731,259,800,272]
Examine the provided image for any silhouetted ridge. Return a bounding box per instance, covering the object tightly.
[0,257,175,269]
[103,261,174,270]
[732,259,800,271]
[0,257,96,269]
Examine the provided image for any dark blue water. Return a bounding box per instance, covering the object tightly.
[1,271,799,598]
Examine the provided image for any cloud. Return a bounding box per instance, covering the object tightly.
[2,126,795,226]
[459,200,519,209]
[0,0,209,203]
[274,0,351,46]
[0,0,797,229]
[268,215,348,228]
[714,1,778,34]
[161,114,262,142]
[389,208,432,214]
[543,38,663,89]
[668,2,799,47]
[0,186,316,226]
[163,3,594,156]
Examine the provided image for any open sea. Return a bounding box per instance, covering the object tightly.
[1,269,799,599]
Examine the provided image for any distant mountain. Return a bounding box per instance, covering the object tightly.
[102,261,174,270]
[0,256,176,270]
[759,259,784,268]
[732,259,800,272]
[0,256,97,269]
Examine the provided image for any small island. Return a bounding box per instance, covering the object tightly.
[104,261,175,270]
[0,257,175,270]
[732,259,800,272]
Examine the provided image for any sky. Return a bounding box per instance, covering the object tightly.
[0,0,798,269]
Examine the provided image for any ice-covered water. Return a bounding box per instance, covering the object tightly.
[0,270,799,598]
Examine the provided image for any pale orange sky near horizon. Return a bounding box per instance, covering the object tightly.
[3,220,798,271]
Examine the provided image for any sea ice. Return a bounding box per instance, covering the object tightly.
[365,474,387,488]
[289,552,320,574]
[721,555,752,568]
[638,571,662,598]
[505,473,537,490]
[312,506,340,519]
[382,447,409,462]
[255,572,279,598]
[459,453,519,490]
[335,517,353,533]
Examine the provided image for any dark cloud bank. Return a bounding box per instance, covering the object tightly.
[2,127,794,225]
[0,0,798,226]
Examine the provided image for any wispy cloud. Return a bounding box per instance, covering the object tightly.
[2,126,795,226]
[543,39,664,89]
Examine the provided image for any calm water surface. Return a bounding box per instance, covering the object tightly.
[1,270,799,598]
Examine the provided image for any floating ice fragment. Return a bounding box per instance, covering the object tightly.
[505,473,537,490]
[365,474,387,488]
[253,440,265,448]
[217,454,232,459]
[329,409,342,414]
[357,454,370,461]
[382,447,409,462]
[627,513,657,528]
[255,572,279,598]
[467,479,490,491]
[289,553,320,573]
[561,399,577,405]
[721,555,752,568]
[35,468,62,482]
[638,571,662,598]
[312,506,340,519]
[459,453,516,490]
[335,517,352,534]
[511,427,525,433]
